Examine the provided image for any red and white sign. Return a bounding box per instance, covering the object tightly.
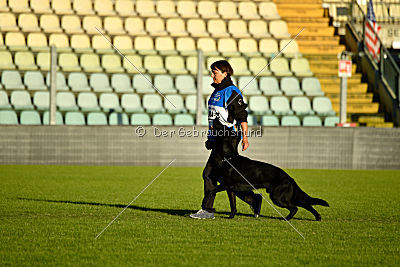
[338,60,352,77]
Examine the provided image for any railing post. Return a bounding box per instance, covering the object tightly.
[196,49,204,126]
[49,46,57,125]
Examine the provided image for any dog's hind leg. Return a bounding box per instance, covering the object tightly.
[302,205,321,221]
[226,190,237,219]
[285,207,298,221]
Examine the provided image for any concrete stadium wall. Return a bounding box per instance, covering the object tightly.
[0,126,399,170]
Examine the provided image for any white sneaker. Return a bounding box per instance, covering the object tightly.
[189,209,215,219]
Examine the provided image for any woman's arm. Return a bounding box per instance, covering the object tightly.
[241,121,249,151]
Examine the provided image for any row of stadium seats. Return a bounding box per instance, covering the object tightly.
[1,0,280,20]
[0,12,289,39]
[0,89,335,117]
[0,109,339,127]
[0,51,311,77]
[0,71,324,96]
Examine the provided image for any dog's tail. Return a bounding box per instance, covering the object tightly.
[308,197,329,207]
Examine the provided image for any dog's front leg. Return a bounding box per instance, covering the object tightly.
[227,190,237,219]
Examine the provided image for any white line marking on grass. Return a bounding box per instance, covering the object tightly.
[95,27,176,108]
[223,157,305,240]
[95,159,176,240]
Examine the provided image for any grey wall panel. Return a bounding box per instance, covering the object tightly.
[0,126,399,169]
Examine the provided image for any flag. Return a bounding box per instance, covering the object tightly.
[365,0,381,62]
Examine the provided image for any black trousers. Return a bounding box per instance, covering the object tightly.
[201,136,258,213]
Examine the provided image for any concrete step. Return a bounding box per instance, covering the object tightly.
[328,93,374,104]
[332,103,379,114]
[278,8,324,18]
[288,26,335,37]
[358,116,386,124]
[285,21,330,28]
[284,17,330,24]
[322,83,368,94]
[275,0,323,5]
[309,65,358,75]
[298,45,346,54]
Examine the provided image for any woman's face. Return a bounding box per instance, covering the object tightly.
[211,67,227,84]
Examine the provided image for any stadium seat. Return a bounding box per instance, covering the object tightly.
[153,113,173,125]
[247,115,258,126]
[202,76,214,95]
[136,0,157,17]
[259,2,281,20]
[156,0,178,17]
[238,2,260,19]
[218,38,240,57]
[218,1,239,19]
[133,74,155,94]
[9,0,30,12]
[143,94,164,113]
[121,93,143,113]
[131,113,151,125]
[37,52,50,71]
[42,111,64,125]
[52,0,73,14]
[206,56,225,71]
[303,116,322,127]
[155,37,177,55]
[99,93,122,112]
[71,34,93,53]
[280,39,301,58]
[0,51,16,70]
[165,56,188,74]
[228,20,250,38]
[65,111,85,125]
[187,19,209,38]
[0,13,19,32]
[40,14,62,33]
[313,97,336,116]
[123,55,145,74]
[238,39,260,57]
[260,77,282,96]
[259,39,278,58]
[94,0,115,16]
[20,110,41,125]
[104,16,125,35]
[5,32,28,51]
[197,38,218,56]
[18,13,41,32]
[291,96,313,115]
[324,116,339,127]
[77,92,100,112]
[111,74,134,93]
[2,71,25,90]
[249,57,272,76]
[30,0,53,14]
[92,35,113,54]
[0,110,18,124]
[109,112,129,125]
[24,71,47,91]
[73,0,95,15]
[134,36,156,55]
[57,92,78,111]
[61,15,84,34]
[49,34,71,52]
[125,18,146,36]
[83,16,102,34]
[176,37,196,56]
[144,55,166,74]
[27,33,48,52]
[185,95,206,114]
[249,96,271,115]
[291,58,314,77]
[45,72,69,91]
[15,52,37,71]
[112,36,134,54]
[0,90,11,109]
[238,76,261,95]
[87,112,108,125]
[261,115,279,126]
[270,20,291,39]
[90,73,113,92]
[175,114,194,126]
[166,18,188,37]
[177,1,198,18]
[115,0,135,17]
[146,18,168,36]
[270,58,292,77]
[270,96,293,115]
[164,94,186,113]
[11,90,34,110]
[68,72,91,92]
[198,1,219,19]
[59,53,81,72]
[176,75,197,95]
[186,56,199,75]
[229,57,251,76]
[0,33,4,49]
[33,91,49,110]
[281,115,301,126]
[302,78,325,96]
[81,54,102,73]
[249,20,271,39]
[208,19,230,38]
[201,114,208,126]
[281,77,303,96]
[154,75,177,94]
[102,54,124,73]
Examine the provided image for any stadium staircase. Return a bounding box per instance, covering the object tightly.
[275,0,392,127]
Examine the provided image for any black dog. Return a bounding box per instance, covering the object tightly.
[210,155,329,221]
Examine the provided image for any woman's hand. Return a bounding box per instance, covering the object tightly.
[242,137,249,151]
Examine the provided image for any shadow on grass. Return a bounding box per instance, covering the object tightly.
[16,197,314,221]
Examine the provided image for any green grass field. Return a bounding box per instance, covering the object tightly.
[1,165,399,266]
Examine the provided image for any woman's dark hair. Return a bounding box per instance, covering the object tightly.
[210,60,234,77]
